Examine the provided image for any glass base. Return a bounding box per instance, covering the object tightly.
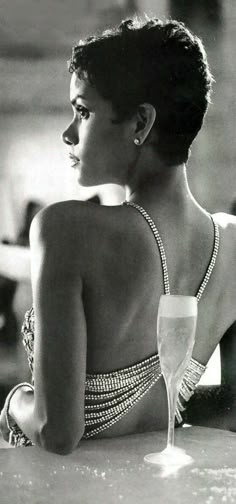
[144,445,193,468]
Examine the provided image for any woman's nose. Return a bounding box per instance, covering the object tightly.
[62,121,78,146]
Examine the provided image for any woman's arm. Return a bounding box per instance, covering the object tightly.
[5,206,87,453]
[184,323,236,431]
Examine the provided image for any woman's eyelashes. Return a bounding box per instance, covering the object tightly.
[75,105,90,120]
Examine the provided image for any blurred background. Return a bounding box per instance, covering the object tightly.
[0,0,235,402]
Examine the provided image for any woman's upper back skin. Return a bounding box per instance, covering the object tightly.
[34,198,236,436]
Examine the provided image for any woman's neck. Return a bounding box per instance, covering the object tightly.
[125,163,199,221]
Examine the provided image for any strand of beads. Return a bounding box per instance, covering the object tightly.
[123,201,170,295]
[196,217,220,302]
[123,201,220,302]
[175,358,206,423]
[84,354,162,438]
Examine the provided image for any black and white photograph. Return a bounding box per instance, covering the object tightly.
[0,1,236,502]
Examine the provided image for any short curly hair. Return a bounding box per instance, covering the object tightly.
[68,17,213,166]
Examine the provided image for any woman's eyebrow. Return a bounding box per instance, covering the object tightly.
[70,94,88,105]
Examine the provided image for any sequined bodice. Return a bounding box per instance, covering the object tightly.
[22,306,206,439]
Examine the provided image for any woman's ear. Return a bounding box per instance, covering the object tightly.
[134,103,156,145]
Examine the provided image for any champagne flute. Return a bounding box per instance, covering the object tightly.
[144,295,198,466]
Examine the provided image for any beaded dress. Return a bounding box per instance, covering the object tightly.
[8,202,219,446]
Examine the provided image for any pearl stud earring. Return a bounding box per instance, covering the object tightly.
[134,138,141,145]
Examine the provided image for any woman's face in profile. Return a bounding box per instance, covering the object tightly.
[62,73,135,187]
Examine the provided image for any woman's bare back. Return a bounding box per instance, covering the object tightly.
[45,200,236,437]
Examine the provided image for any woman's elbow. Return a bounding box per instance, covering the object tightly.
[42,440,78,455]
[38,424,84,455]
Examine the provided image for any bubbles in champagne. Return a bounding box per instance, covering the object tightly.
[157,316,196,381]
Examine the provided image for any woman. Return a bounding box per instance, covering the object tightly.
[1,17,236,454]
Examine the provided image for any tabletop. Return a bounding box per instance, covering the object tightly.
[0,426,236,504]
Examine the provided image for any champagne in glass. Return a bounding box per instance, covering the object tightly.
[144,295,198,466]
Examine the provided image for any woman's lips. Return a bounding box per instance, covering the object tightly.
[69,152,80,167]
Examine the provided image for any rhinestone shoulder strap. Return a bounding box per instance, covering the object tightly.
[123,201,219,303]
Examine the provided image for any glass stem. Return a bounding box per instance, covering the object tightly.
[165,379,179,449]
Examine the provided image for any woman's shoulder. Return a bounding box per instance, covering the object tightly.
[213,211,236,227]
[30,200,106,236]
[212,212,236,279]
[29,201,127,277]
[212,212,236,243]
[29,200,124,253]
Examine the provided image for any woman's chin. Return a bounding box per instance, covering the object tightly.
[77,171,113,188]
[75,167,96,187]
[77,173,99,187]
